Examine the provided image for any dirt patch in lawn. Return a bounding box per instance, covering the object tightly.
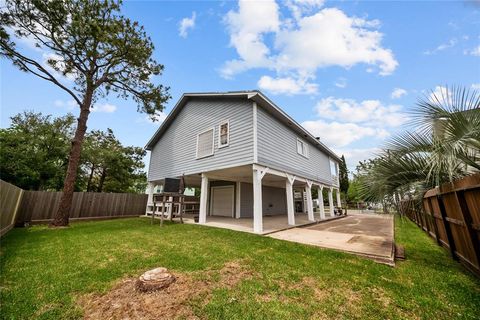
[78,260,253,320]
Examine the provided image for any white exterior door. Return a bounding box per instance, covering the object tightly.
[210,186,234,217]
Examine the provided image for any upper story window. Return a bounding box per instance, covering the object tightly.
[196,127,214,159]
[330,159,338,177]
[218,121,229,148]
[297,138,309,158]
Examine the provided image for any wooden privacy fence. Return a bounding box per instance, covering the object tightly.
[399,173,480,277]
[0,180,24,236]
[1,179,148,234]
[16,191,148,225]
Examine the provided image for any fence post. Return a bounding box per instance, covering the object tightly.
[11,189,24,226]
[423,204,430,234]
[456,191,480,266]
[437,194,457,260]
[425,197,441,245]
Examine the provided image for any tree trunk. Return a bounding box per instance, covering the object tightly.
[97,168,107,192]
[50,93,92,227]
[86,164,95,192]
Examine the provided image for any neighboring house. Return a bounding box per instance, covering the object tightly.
[145,91,342,233]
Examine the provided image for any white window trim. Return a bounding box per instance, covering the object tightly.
[218,120,230,148]
[296,138,309,158]
[329,158,338,179]
[196,127,215,159]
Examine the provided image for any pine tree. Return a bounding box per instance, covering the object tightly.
[1,0,170,226]
[339,155,349,194]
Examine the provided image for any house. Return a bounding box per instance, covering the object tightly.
[145,91,342,234]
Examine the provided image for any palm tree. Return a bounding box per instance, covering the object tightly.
[358,86,480,206]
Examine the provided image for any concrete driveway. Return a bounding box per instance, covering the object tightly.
[268,213,395,265]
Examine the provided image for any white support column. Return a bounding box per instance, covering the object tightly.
[146,182,155,215]
[147,182,154,204]
[336,188,342,208]
[167,196,173,218]
[285,174,296,226]
[306,180,314,221]
[235,181,241,219]
[317,185,325,220]
[328,187,335,216]
[199,174,209,224]
[252,167,263,233]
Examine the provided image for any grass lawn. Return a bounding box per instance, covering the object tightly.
[1,216,479,319]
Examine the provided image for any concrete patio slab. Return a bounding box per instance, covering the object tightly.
[181,214,340,235]
[268,213,395,265]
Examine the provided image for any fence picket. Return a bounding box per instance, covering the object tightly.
[399,173,480,277]
[3,184,148,226]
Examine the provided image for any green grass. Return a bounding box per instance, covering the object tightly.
[1,216,479,319]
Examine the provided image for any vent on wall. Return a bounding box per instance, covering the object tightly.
[196,128,214,159]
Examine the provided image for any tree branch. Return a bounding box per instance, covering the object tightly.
[2,45,82,105]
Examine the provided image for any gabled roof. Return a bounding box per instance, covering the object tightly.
[145,90,341,162]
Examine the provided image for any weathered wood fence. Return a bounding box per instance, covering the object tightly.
[399,173,480,277]
[1,179,148,235]
[16,191,148,225]
[0,180,24,236]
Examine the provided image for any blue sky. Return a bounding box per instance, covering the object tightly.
[1,0,479,171]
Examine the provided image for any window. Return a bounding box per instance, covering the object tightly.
[196,128,214,159]
[296,138,309,158]
[218,121,229,148]
[330,159,338,177]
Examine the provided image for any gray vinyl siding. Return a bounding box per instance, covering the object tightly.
[239,183,287,218]
[148,98,253,181]
[256,107,337,186]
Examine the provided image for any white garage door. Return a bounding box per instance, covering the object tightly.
[210,186,234,217]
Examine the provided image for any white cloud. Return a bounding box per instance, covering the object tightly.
[150,111,168,123]
[5,24,78,82]
[222,1,397,94]
[286,0,325,21]
[302,119,389,147]
[179,12,196,38]
[423,38,457,55]
[391,88,407,99]
[138,111,168,125]
[42,52,77,81]
[334,77,347,88]
[90,103,117,113]
[447,21,458,29]
[54,99,77,110]
[274,8,397,75]
[300,95,406,157]
[428,86,450,103]
[315,97,407,127]
[222,0,279,78]
[465,45,480,56]
[472,83,480,90]
[333,147,380,171]
[257,75,317,95]
[4,21,48,52]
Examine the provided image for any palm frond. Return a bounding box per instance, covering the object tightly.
[357,85,480,208]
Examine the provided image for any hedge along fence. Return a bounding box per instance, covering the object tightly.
[399,173,480,277]
[0,180,24,236]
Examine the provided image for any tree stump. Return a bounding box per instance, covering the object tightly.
[135,267,176,292]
